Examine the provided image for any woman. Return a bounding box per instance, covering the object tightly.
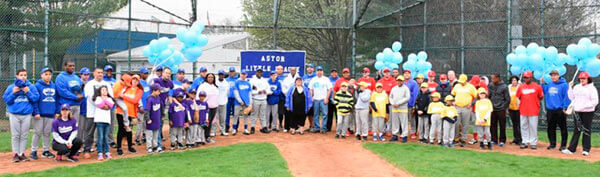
[114,74,143,155]
[508,76,522,145]
[52,104,82,162]
[285,77,313,135]
[562,72,598,156]
[197,73,219,143]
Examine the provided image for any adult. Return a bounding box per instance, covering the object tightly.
[540,70,570,150]
[392,69,400,79]
[249,69,270,134]
[232,70,252,135]
[152,67,174,148]
[56,61,83,125]
[4,69,39,162]
[103,65,116,86]
[285,77,313,134]
[225,67,239,132]
[275,65,287,131]
[197,73,219,142]
[327,69,340,132]
[488,73,510,147]
[31,68,58,160]
[427,71,438,93]
[115,74,143,155]
[563,72,598,156]
[436,74,452,100]
[78,68,91,127]
[451,74,477,147]
[282,67,300,131]
[82,68,114,158]
[215,70,230,136]
[173,68,186,89]
[389,76,410,142]
[377,68,396,94]
[308,66,332,133]
[516,71,544,149]
[447,70,458,87]
[508,76,522,145]
[358,67,376,91]
[267,71,282,132]
[403,70,419,139]
[135,68,151,145]
[302,64,316,129]
[191,67,208,91]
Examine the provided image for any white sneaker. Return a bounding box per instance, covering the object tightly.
[283,129,288,133]
[232,129,237,135]
[157,147,164,153]
[582,151,590,156]
[244,129,250,134]
[221,132,229,136]
[147,148,153,154]
[210,133,216,137]
[561,149,574,154]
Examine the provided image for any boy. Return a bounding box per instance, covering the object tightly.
[183,89,196,148]
[267,71,282,132]
[233,70,253,135]
[31,67,58,160]
[169,88,188,150]
[4,69,39,162]
[442,95,458,147]
[389,76,410,142]
[355,82,371,140]
[370,83,389,141]
[415,83,431,143]
[475,88,493,150]
[144,84,163,154]
[184,89,208,146]
[334,82,354,139]
[427,92,444,145]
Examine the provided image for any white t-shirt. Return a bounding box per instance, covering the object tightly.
[85,79,113,118]
[216,79,230,105]
[94,98,113,124]
[197,83,219,109]
[308,76,332,100]
[249,76,271,100]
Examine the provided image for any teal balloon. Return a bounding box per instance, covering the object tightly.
[407,53,417,62]
[423,61,432,71]
[526,43,539,55]
[171,51,184,65]
[529,54,544,70]
[572,44,588,59]
[157,37,170,50]
[536,47,547,59]
[545,46,558,61]
[557,65,567,76]
[588,43,600,58]
[565,54,577,65]
[578,38,592,47]
[383,48,394,61]
[506,53,516,65]
[566,44,577,57]
[376,52,384,61]
[198,35,209,47]
[533,70,544,80]
[181,31,198,46]
[542,74,552,82]
[514,53,527,66]
[392,52,403,63]
[149,40,161,53]
[157,48,173,60]
[142,46,153,58]
[374,61,385,70]
[191,21,205,35]
[184,46,203,62]
[417,51,428,61]
[403,60,416,71]
[510,65,522,75]
[556,53,568,65]
[148,56,158,65]
[392,41,402,52]
[388,63,399,69]
[515,45,526,54]
[176,28,187,42]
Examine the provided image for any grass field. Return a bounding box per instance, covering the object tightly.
[365,143,600,177]
[2,142,292,177]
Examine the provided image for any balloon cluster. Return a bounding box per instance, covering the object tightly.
[402,51,432,79]
[506,42,567,81]
[142,37,185,72]
[374,41,403,70]
[566,38,600,77]
[176,21,208,63]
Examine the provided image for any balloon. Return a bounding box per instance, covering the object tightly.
[181,31,198,46]
[157,48,174,60]
[191,21,205,35]
[566,44,577,56]
[148,56,158,65]
[407,53,417,62]
[383,48,394,61]
[542,74,552,82]
[392,52,403,63]
[533,70,544,80]
[171,51,185,65]
[176,28,187,42]
[556,53,568,65]
[374,61,385,70]
[198,35,209,47]
[515,45,526,54]
[557,65,567,76]
[403,60,416,71]
[578,38,592,47]
[422,62,432,71]
[529,54,544,70]
[565,54,577,65]
[387,63,399,69]
[392,41,402,52]
[376,52,384,61]
[184,46,203,62]
[588,60,600,77]
[588,43,600,58]
[536,46,547,59]
[510,65,523,75]
[526,43,539,55]
[417,51,428,61]
[157,37,170,50]
[514,53,527,66]
[545,46,558,61]
[149,40,161,53]
[574,44,588,59]
[142,46,153,57]
[506,53,516,65]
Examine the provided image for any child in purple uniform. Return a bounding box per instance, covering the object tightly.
[184,89,209,146]
[144,84,163,154]
[52,104,82,162]
[169,88,188,150]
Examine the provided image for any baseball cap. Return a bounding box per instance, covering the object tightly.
[104,65,113,71]
[358,81,368,88]
[428,71,436,78]
[431,92,441,98]
[375,83,383,88]
[477,88,487,95]
[60,104,71,110]
[458,74,468,83]
[342,68,350,73]
[306,64,314,68]
[187,87,196,93]
[198,91,207,96]
[229,67,236,72]
[79,67,90,75]
[315,66,323,71]
[403,70,411,74]
[383,68,391,73]
[579,72,590,79]
[199,67,207,72]
[396,76,405,81]
[420,83,429,88]
[181,79,190,84]
[341,82,349,87]
[139,68,149,74]
[445,95,454,101]
[132,75,141,80]
[439,74,448,80]
[40,67,52,74]
[549,70,559,75]
[150,83,162,91]
[218,69,226,75]
[416,74,424,79]
[330,69,337,73]
[173,88,186,97]
[177,68,185,74]
[362,67,370,73]
[240,69,249,75]
[156,66,163,71]
[522,71,533,78]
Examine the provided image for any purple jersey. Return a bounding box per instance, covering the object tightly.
[144,95,162,130]
[182,99,208,125]
[52,118,78,144]
[169,102,186,127]
[153,78,174,104]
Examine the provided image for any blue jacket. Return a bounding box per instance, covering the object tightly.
[405,79,419,107]
[80,79,88,116]
[302,73,316,88]
[267,79,282,105]
[277,75,286,100]
[3,80,39,115]
[328,76,339,101]
[226,76,239,99]
[542,78,570,110]
[33,79,59,117]
[234,79,252,106]
[55,71,82,106]
[191,76,205,92]
[103,75,116,86]
[140,79,150,108]
[285,85,313,113]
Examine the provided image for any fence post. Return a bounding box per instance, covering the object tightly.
[539,0,544,45]
[44,0,49,67]
[460,0,465,74]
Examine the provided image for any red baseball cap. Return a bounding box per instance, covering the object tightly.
[428,71,436,77]
[439,74,448,80]
[362,67,370,73]
[579,72,590,79]
[383,68,391,73]
[403,70,411,74]
[342,68,350,73]
[522,71,533,78]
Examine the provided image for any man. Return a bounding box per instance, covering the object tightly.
[302,64,316,129]
[392,69,400,79]
[30,67,58,160]
[103,65,116,86]
[215,70,230,136]
[275,65,287,131]
[516,71,544,150]
[225,67,239,132]
[102,65,117,146]
[540,70,569,151]
[447,70,458,87]
[403,70,419,139]
[191,67,208,91]
[436,74,452,100]
[173,68,186,88]
[309,66,332,133]
[4,69,39,162]
[282,67,300,132]
[357,67,376,91]
[427,71,438,93]
[389,76,410,142]
[147,66,163,85]
[136,68,151,145]
[377,68,397,94]
[233,70,253,135]
[451,74,477,147]
[250,69,271,134]
[488,73,510,147]
[56,60,83,127]
[83,68,114,158]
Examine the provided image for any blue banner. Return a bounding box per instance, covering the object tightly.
[241,50,306,77]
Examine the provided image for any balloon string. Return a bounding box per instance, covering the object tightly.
[150,54,175,73]
[571,67,580,83]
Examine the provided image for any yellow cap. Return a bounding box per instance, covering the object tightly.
[458,74,468,83]
[375,83,383,88]
[445,95,454,101]
[341,82,349,87]
[431,92,441,98]
[416,74,424,79]
[357,81,368,88]
[396,76,405,81]
[420,83,429,88]
[477,88,487,95]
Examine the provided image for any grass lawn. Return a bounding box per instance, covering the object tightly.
[2,142,292,177]
[365,143,600,177]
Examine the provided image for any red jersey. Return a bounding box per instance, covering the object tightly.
[377,76,397,94]
[516,82,544,116]
[333,77,351,93]
[358,76,376,91]
[427,81,438,93]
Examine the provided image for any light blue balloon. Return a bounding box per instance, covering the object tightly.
[181,31,198,46]
[374,61,385,70]
[142,46,153,58]
[423,62,432,71]
[574,44,588,59]
[148,56,158,65]
[198,35,209,47]
[588,43,600,58]
[403,60,416,71]
[383,48,394,61]
[191,21,205,35]
[529,54,544,70]
[542,74,552,82]
[515,45,526,54]
[407,53,417,62]
[171,51,185,65]
[536,46,547,59]
[417,51,428,61]
[392,52,403,63]
[566,44,577,57]
[526,43,539,55]
[149,40,161,53]
[157,37,170,50]
[176,28,187,42]
[565,54,577,65]
[388,63,399,69]
[184,46,203,62]
[392,41,402,52]
[585,59,600,77]
[556,53,568,65]
[533,70,544,80]
[578,38,592,47]
[506,53,516,65]
[545,46,558,61]
[557,65,567,76]
[514,53,527,66]
[510,65,522,75]
[376,52,384,61]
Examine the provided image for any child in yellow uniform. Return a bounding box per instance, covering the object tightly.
[370,83,389,141]
[475,88,493,150]
[427,92,444,145]
[442,95,458,148]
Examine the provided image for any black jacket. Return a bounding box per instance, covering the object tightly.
[415,90,431,113]
[488,81,510,111]
[436,81,452,101]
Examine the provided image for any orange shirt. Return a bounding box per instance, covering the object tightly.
[116,86,143,118]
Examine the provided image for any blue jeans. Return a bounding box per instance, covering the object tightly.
[226,98,236,131]
[96,123,110,154]
[313,100,328,131]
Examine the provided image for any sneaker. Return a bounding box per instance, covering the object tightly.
[210,133,216,137]
[97,153,104,160]
[157,147,164,153]
[170,145,176,150]
[429,142,434,145]
[12,154,20,163]
[232,129,238,136]
[207,138,216,143]
[19,155,29,162]
[30,152,39,160]
[105,153,113,159]
[480,142,485,149]
[110,142,117,148]
[520,144,528,149]
[362,136,368,141]
[146,148,153,154]
[373,136,378,141]
[221,132,229,136]
[251,127,256,134]
[83,152,91,159]
[55,155,63,162]
[272,128,279,132]
[460,142,466,147]
[117,148,124,155]
[488,142,493,150]
[283,129,288,133]
[341,135,346,139]
[582,151,590,156]
[531,145,537,150]
[243,129,250,135]
[128,147,137,153]
[66,155,79,162]
[386,133,392,137]
[402,137,408,143]
[449,144,455,148]
[379,135,386,141]
[499,142,505,147]
[42,151,55,158]
[559,146,567,151]
[335,134,340,139]
[469,139,478,145]
[135,140,142,146]
[389,135,398,142]
[368,130,373,136]
[547,145,556,150]
[410,134,417,139]
[561,149,574,154]
[178,145,185,150]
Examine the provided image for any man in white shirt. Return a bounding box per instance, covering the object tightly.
[82,68,113,157]
[249,69,271,134]
[309,66,332,133]
[215,70,230,136]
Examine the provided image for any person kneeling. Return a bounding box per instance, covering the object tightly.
[52,104,83,162]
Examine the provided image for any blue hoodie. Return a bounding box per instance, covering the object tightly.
[3,80,39,115]
[55,71,82,106]
[302,72,316,88]
[33,79,60,118]
[267,78,282,105]
[542,77,570,111]
[405,79,419,107]
[140,79,150,108]
[277,74,286,100]
[191,76,205,92]
[226,75,239,99]
[233,79,252,106]
[285,85,313,113]
[103,75,116,86]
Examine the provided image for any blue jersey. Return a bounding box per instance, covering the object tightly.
[55,71,82,106]
[33,79,60,118]
[267,79,282,105]
[302,73,316,88]
[234,79,252,105]
[226,76,239,99]
[140,79,150,108]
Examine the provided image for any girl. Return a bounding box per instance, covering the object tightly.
[427,92,444,145]
[52,104,82,162]
[442,95,458,147]
[285,77,313,135]
[475,88,493,150]
[370,83,389,141]
[197,73,218,142]
[563,72,598,156]
[93,85,114,160]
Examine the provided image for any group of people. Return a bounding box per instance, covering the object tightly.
[3,61,598,164]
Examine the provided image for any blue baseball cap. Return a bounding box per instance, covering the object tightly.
[40,67,52,74]
[156,66,163,71]
[198,91,206,96]
[306,64,314,68]
[139,68,149,74]
[199,67,207,72]
[104,65,113,71]
[173,88,186,97]
[60,104,71,110]
[150,83,162,91]
[177,68,185,74]
[182,79,191,84]
[79,67,90,75]
[229,67,236,72]
[240,69,249,75]
[218,69,226,75]
[187,87,196,93]
[315,66,323,71]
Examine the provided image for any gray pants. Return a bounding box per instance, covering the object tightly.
[184,127,193,144]
[520,115,538,145]
[442,120,456,144]
[355,109,369,136]
[233,105,249,130]
[190,124,205,143]
[455,107,472,141]
[348,112,355,132]
[170,127,184,144]
[32,117,53,152]
[476,125,491,143]
[336,114,351,136]
[267,104,278,130]
[108,109,116,144]
[9,113,31,155]
[372,117,385,135]
[80,117,96,152]
[70,106,81,139]
[429,114,442,143]
[115,98,129,126]
[390,111,408,137]
[253,99,267,129]
[418,115,430,140]
[409,107,417,134]
[211,105,227,135]
[135,112,146,141]
[385,105,392,133]
[145,129,159,149]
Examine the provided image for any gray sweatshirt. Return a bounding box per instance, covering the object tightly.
[355,89,372,110]
[389,84,410,110]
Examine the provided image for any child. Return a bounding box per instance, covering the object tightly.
[442,95,458,147]
[334,82,355,139]
[427,92,444,145]
[169,88,188,150]
[267,71,282,132]
[355,82,371,140]
[52,104,82,162]
[93,85,114,160]
[475,88,493,150]
[183,89,195,148]
[4,69,39,162]
[415,83,431,143]
[370,83,389,141]
[31,67,58,160]
[144,84,164,154]
[191,90,209,145]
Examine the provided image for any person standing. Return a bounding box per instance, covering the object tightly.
[115,74,143,155]
[135,68,151,145]
[197,73,219,141]
[403,70,419,140]
[92,85,114,160]
[267,71,282,132]
[355,82,371,140]
[331,68,352,133]
[216,70,230,136]
[469,75,488,144]
[426,71,438,93]
[4,69,39,162]
[232,70,253,135]
[415,83,431,143]
[78,68,91,134]
[447,70,458,87]
[377,68,396,136]
[451,74,477,147]
[56,61,84,129]
[153,67,174,149]
[508,76,522,145]
[358,67,376,91]
[389,76,411,142]
[275,65,287,132]
[83,68,113,156]
[282,67,300,132]
[562,72,598,156]
[540,70,570,151]
[309,66,332,133]
[102,65,118,147]
[30,68,58,160]
[488,73,510,147]
[249,69,271,134]
[516,71,544,150]
[333,82,354,138]
[225,67,238,132]
[191,67,208,91]
[327,69,340,133]
[285,78,313,134]
[475,88,493,150]
[302,64,316,130]
[436,74,452,100]
[370,83,389,141]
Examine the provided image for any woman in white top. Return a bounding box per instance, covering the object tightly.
[197,73,219,142]
[215,70,230,136]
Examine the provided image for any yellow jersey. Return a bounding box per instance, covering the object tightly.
[451,83,477,107]
[442,105,458,120]
[370,91,389,118]
[475,99,493,126]
[509,85,519,111]
[427,101,445,115]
